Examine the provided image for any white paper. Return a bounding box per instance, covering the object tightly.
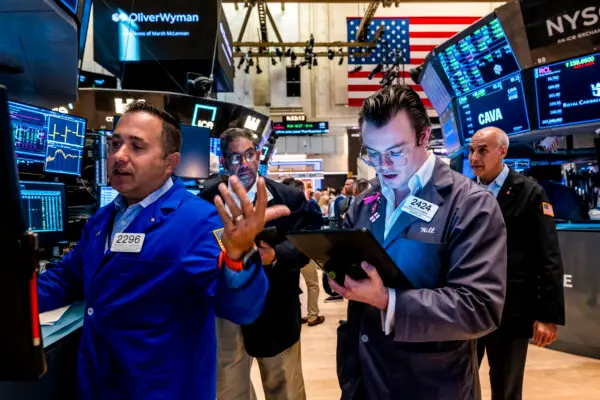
[39,305,71,326]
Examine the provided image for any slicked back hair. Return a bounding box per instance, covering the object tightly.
[358,84,432,146]
[123,101,182,157]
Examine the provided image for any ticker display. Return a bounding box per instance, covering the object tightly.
[534,52,600,129]
[457,73,530,141]
[438,17,521,97]
[272,121,329,135]
[440,101,462,156]
[420,62,452,114]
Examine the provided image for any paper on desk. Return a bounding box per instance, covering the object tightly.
[39,305,71,326]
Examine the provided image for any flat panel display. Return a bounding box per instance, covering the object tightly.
[438,17,521,97]
[209,137,225,174]
[457,73,530,142]
[19,181,67,246]
[9,101,87,176]
[534,52,600,129]
[175,124,210,179]
[420,62,452,114]
[99,186,119,207]
[272,121,329,135]
[439,101,462,156]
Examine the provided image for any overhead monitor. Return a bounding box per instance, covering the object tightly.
[9,101,87,176]
[420,61,452,114]
[99,186,119,208]
[534,52,600,129]
[272,121,329,135]
[504,158,530,173]
[457,73,530,142]
[439,101,462,156]
[175,124,210,179]
[19,181,67,247]
[438,16,521,97]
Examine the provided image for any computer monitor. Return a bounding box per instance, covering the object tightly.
[19,181,67,247]
[209,137,225,174]
[9,101,87,176]
[99,186,119,208]
[175,124,210,179]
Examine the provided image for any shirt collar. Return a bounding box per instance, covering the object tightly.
[228,174,259,205]
[114,177,174,211]
[381,151,436,201]
[477,164,509,190]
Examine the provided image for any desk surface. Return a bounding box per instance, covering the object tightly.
[41,303,85,349]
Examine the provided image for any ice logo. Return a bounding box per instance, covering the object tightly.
[592,83,600,98]
[111,12,128,22]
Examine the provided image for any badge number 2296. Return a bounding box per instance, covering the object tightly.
[110,233,145,253]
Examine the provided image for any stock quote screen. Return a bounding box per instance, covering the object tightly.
[534,52,600,129]
[420,62,452,114]
[457,73,530,141]
[9,101,87,175]
[438,17,521,97]
[440,101,462,156]
[19,181,66,246]
[272,121,329,135]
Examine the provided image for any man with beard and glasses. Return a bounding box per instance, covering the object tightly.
[36,102,290,399]
[200,128,322,400]
[330,85,508,399]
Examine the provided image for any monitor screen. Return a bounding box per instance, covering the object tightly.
[457,73,530,142]
[99,186,119,208]
[504,158,530,173]
[420,62,452,114]
[534,52,600,129]
[440,101,462,156]
[9,101,87,176]
[209,137,225,174]
[19,181,67,247]
[438,17,521,97]
[272,121,329,135]
[175,124,210,179]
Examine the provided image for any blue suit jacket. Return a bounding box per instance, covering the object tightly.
[37,179,268,399]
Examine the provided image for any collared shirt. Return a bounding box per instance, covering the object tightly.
[477,165,509,199]
[228,176,258,207]
[381,152,436,239]
[108,178,174,249]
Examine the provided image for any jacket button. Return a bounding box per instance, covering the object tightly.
[361,334,369,343]
[87,307,94,316]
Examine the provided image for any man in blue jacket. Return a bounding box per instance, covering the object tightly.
[36,102,289,399]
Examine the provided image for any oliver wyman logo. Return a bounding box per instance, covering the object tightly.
[112,12,199,24]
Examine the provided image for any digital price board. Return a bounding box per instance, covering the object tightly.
[439,101,462,156]
[272,121,329,135]
[534,52,600,129]
[420,62,452,114]
[438,17,521,97]
[457,73,530,142]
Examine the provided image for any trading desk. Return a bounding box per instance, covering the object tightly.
[548,224,600,359]
[0,303,85,400]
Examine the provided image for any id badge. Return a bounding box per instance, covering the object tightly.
[110,233,145,253]
[401,195,439,222]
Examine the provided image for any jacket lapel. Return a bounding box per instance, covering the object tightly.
[368,190,386,245]
[496,169,521,214]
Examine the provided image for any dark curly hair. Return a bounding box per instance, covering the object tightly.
[124,101,182,157]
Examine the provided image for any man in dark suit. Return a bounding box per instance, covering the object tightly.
[469,127,565,400]
[200,128,321,400]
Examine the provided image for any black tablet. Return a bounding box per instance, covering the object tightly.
[286,228,413,289]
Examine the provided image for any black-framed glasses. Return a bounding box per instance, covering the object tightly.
[228,148,257,165]
[360,144,416,167]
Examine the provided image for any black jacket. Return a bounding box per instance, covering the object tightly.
[200,176,322,357]
[485,168,565,337]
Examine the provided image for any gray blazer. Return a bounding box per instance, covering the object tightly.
[337,157,507,400]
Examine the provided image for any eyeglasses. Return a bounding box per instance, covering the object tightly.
[360,144,415,167]
[228,148,257,165]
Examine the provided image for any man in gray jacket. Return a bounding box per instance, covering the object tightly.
[329,85,507,400]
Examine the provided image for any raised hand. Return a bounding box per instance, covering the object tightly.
[214,176,290,260]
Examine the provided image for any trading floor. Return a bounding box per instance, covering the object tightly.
[249,273,600,400]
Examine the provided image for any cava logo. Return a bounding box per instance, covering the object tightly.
[244,115,261,132]
[546,6,600,37]
[478,108,503,125]
[592,82,600,97]
[112,12,199,25]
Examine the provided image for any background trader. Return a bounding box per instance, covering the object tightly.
[469,127,565,400]
[329,85,508,399]
[36,103,288,399]
[201,128,322,400]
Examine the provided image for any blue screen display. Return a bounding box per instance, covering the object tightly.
[438,17,520,97]
[534,52,600,129]
[457,73,530,142]
[100,186,119,208]
[19,181,67,246]
[440,101,462,156]
[175,124,210,179]
[420,62,452,114]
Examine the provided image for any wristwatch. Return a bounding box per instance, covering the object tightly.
[220,246,259,272]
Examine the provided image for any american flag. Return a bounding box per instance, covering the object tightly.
[347,16,481,114]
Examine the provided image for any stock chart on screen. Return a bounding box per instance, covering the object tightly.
[9,101,87,175]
